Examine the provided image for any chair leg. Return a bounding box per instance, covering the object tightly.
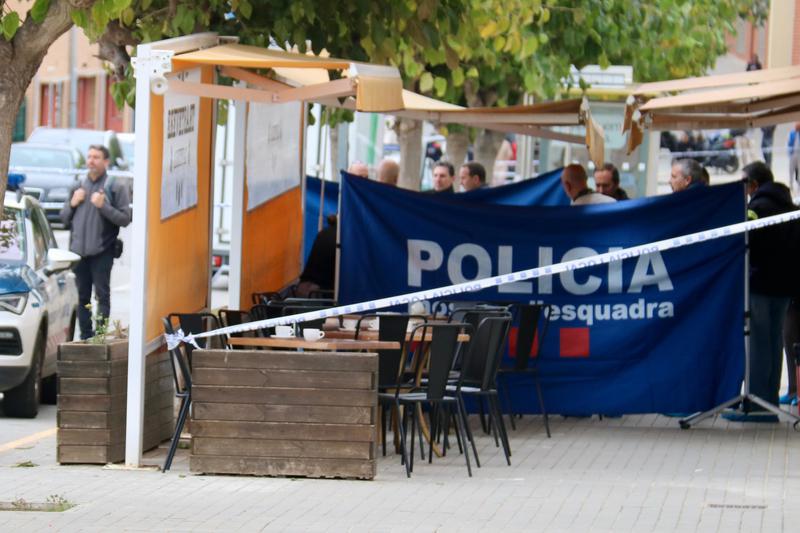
[397,401,410,477]
[533,372,551,438]
[410,405,418,473]
[416,406,426,462]
[163,396,190,472]
[453,402,472,477]
[442,407,453,457]
[501,374,517,431]
[457,393,481,468]
[381,403,388,457]
[478,399,489,434]
[428,405,437,464]
[489,394,512,465]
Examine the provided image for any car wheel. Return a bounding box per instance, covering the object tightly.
[3,331,45,418]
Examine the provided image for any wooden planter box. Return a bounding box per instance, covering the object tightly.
[57,340,173,464]
[190,349,378,480]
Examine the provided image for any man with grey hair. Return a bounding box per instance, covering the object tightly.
[561,164,616,205]
[669,158,706,193]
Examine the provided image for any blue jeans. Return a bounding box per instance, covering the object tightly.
[749,292,790,407]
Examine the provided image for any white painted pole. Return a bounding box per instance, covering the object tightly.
[228,89,247,310]
[125,43,154,467]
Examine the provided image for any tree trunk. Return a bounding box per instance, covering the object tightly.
[474,129,506,185]
[0,0,77,210]
[396,117,423,190]
[445,129,469,168]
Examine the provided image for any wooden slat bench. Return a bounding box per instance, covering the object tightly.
[190,349,378,480]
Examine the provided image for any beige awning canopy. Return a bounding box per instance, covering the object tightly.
[261,64,602,157]
[623,66,800,153]
[166,42,603,162]
[168,43,404,112]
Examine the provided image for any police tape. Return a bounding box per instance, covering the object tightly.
[167,209,800,346]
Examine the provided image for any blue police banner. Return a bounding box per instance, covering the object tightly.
[304,176,340,262]
[306,168,568,261]
[340,175,746,415]
[458,167,569,206]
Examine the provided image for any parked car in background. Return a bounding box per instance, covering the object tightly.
[117,132,135,171]
[9,142,84,223]
[27,127,129,170]
[0,183,80,418]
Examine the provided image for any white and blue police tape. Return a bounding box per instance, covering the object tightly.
[166,209,800,347]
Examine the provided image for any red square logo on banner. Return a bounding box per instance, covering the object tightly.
[508,326,540,358]
[560,328,590,358]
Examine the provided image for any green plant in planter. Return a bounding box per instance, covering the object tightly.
[84,303,126,344]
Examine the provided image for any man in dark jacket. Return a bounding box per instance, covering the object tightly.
[296,214,337,297]
[60,145,132,339]
[726,161,798,422]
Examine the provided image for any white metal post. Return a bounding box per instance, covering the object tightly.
[125,43,155,466]
[228,92,247,310]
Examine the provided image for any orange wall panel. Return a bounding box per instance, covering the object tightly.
[144,65,215,341]
[240,186,303,305]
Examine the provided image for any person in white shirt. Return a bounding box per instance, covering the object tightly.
[561,164,616,205]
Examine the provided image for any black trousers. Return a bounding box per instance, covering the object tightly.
[74,247,114,340]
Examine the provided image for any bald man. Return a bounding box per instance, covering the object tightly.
[347,161,369,178]
[377,159,399,186]
[561,164,616,205]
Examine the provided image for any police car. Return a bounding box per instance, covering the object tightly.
[0,175,80,417]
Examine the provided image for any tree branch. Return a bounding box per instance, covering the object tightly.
[96,20,138,80]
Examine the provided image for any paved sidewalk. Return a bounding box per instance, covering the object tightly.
[0,413,798,532]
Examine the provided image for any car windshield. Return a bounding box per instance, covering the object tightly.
[119,140,135,167]
[10,146,73,168]
[30,129,104,157]
[0,208,26,264]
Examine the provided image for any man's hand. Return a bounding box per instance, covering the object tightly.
[70,188,86,208]
[90,191,105,208]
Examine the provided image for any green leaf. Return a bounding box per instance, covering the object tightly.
[479,21,497,39]
[419,72,433,93]
[30,0,51,23]
[70,9,88,28]
[521,36,539,58]
[466,66,479,78]
[433,76,447,97]
[1,12,20,40]
[452,67,464,87]
[239,0,253,20]
[121,7,135,26]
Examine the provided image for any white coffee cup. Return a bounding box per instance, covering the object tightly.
[342,318,358,330]
[303,329,325,341]
[275,325,295,338]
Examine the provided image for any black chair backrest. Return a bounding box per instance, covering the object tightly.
[282,305,328,332]
[167,313,222,363]
[283,297,336,306]
[309,289,335,300]
[218,309,253,343]
[162,317,191,394]
[353,314,427,389]
[407,323,469,400]
[459,314,512,388]
[512,304,552,370]
[252,291,282,305]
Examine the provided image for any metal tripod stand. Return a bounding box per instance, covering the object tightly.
[680,182,800,429]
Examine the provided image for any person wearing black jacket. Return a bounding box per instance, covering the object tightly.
[726,162,799,421]
[296,214,337,297]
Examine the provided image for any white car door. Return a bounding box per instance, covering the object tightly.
[28,204,70,376]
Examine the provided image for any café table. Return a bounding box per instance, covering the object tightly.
[226,336,400,351]
[324,329,471,342]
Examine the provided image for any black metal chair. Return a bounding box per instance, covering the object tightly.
[395,322,473,477]
[498,303,552,437]
[218,309,253,348]
[448,315,513,465]
[161,317,192,473]
[354,313,427,456]
[282,305,328,333]
[166,313,223,366]
[251,291,283,306]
